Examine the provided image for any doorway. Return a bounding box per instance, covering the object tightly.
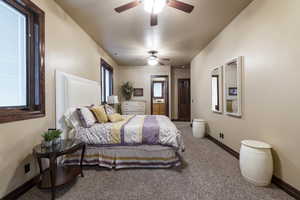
[178,79,191,121]
[151,75,169,116]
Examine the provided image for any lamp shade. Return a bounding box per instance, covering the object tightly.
[107,96,119,104]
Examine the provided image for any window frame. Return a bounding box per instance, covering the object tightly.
[100,59,113,104]
[0,0,45,123]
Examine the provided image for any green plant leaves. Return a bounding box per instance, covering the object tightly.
[41,129,62,141]
[121,81,134,101]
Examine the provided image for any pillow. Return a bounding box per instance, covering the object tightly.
[77,107,96,128]
[108,113,123,122]
[64,107,82,129]
[90,106,108,123]
[104,104,116,115]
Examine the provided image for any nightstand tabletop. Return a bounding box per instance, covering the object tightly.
[33,139,84,156]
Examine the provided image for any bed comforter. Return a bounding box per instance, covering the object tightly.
[74,115,184,152]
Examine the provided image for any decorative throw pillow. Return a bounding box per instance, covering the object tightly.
[90,106,108,123]
[108,113,123,122]
[64,107,82,129]
[104,104,116,115]
[77,107,96,128]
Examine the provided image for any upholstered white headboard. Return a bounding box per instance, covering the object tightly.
[55,70,100,138]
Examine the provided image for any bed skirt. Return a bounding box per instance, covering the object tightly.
[62,145,181,169]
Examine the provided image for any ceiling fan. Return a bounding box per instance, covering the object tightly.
[114,0,194,26]
[147,50,170,66]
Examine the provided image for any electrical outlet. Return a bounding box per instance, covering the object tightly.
[24,163,30,174]
[219,132,224,139]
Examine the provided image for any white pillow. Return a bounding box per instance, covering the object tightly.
[77,107,96,128]
[64,107,82,129]
[104,104,116,115]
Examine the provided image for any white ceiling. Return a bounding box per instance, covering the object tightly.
[56,0,252,66]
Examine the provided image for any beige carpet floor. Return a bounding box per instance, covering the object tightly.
[20,123,295,200]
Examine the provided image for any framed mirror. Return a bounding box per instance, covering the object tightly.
[224,57,242,117]
[211,66,223,113]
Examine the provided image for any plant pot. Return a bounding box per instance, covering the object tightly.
[43,140,53,148]
[125,95,131,101]
[53,138,61,145]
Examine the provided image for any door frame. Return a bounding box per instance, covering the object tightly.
[151,75,169,117]
[178,78,191,121]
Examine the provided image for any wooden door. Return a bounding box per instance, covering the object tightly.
[178,79,191,121]
[151,75,169,117]
[153,103,160,115]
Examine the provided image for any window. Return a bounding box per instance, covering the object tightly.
[0,0,45,123]
[101,59,113,103]
[153,81,164,98]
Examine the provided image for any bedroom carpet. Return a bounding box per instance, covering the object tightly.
[20,122,294,200]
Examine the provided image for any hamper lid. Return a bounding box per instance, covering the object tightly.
[241,140,272,149]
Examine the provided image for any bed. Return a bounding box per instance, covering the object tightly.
[56,71,184,169]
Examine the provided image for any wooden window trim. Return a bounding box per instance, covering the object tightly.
[0,0,45,124]
[101,59,113,104]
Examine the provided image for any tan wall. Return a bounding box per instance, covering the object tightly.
[0,0,118,197]
[171,67,191,119]
[117,66,171,115]
[191,0,300,190]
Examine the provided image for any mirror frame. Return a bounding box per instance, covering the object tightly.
[211,66,223,114]
[224,57,242,117]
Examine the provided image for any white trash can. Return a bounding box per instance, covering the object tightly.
[192,119,206,138]
[240,140,273,186]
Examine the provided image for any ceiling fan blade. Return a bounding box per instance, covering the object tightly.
[115,0,140,13]
[167,0,194,13]
[151,14,158,26]
[160,58,171,65]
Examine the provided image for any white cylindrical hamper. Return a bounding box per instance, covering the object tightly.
[192,119,206,138]
[240,140,273,186]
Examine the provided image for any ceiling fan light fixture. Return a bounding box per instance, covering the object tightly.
[144,0,167,14]
[148,55,159,65]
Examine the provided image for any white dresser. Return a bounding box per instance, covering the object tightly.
[121,101,146,115]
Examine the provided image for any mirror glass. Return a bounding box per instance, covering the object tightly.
[224,57,242,116]
[211,67,222,113]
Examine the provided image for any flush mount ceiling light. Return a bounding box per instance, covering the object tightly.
[144,0,167,14]
[147,50,170,66]
[148,55,159,66]
[114,0,194,26]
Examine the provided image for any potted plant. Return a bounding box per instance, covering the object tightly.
[42,131,54,148]
[41,129,62,147]
[121,81,134,101]
[51,129,62,145]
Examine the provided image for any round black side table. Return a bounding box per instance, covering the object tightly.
[33,139,85,200]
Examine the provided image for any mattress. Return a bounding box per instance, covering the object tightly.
[63,144,181,169]
[74,115,185,152]
[64,115,184,168]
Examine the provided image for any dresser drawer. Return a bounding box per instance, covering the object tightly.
[122,106,145,111]
[122,101,145,107]
[121,101,146,114]
[123,111,145,115]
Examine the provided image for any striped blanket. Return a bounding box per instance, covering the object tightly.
[74,115,184,152]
